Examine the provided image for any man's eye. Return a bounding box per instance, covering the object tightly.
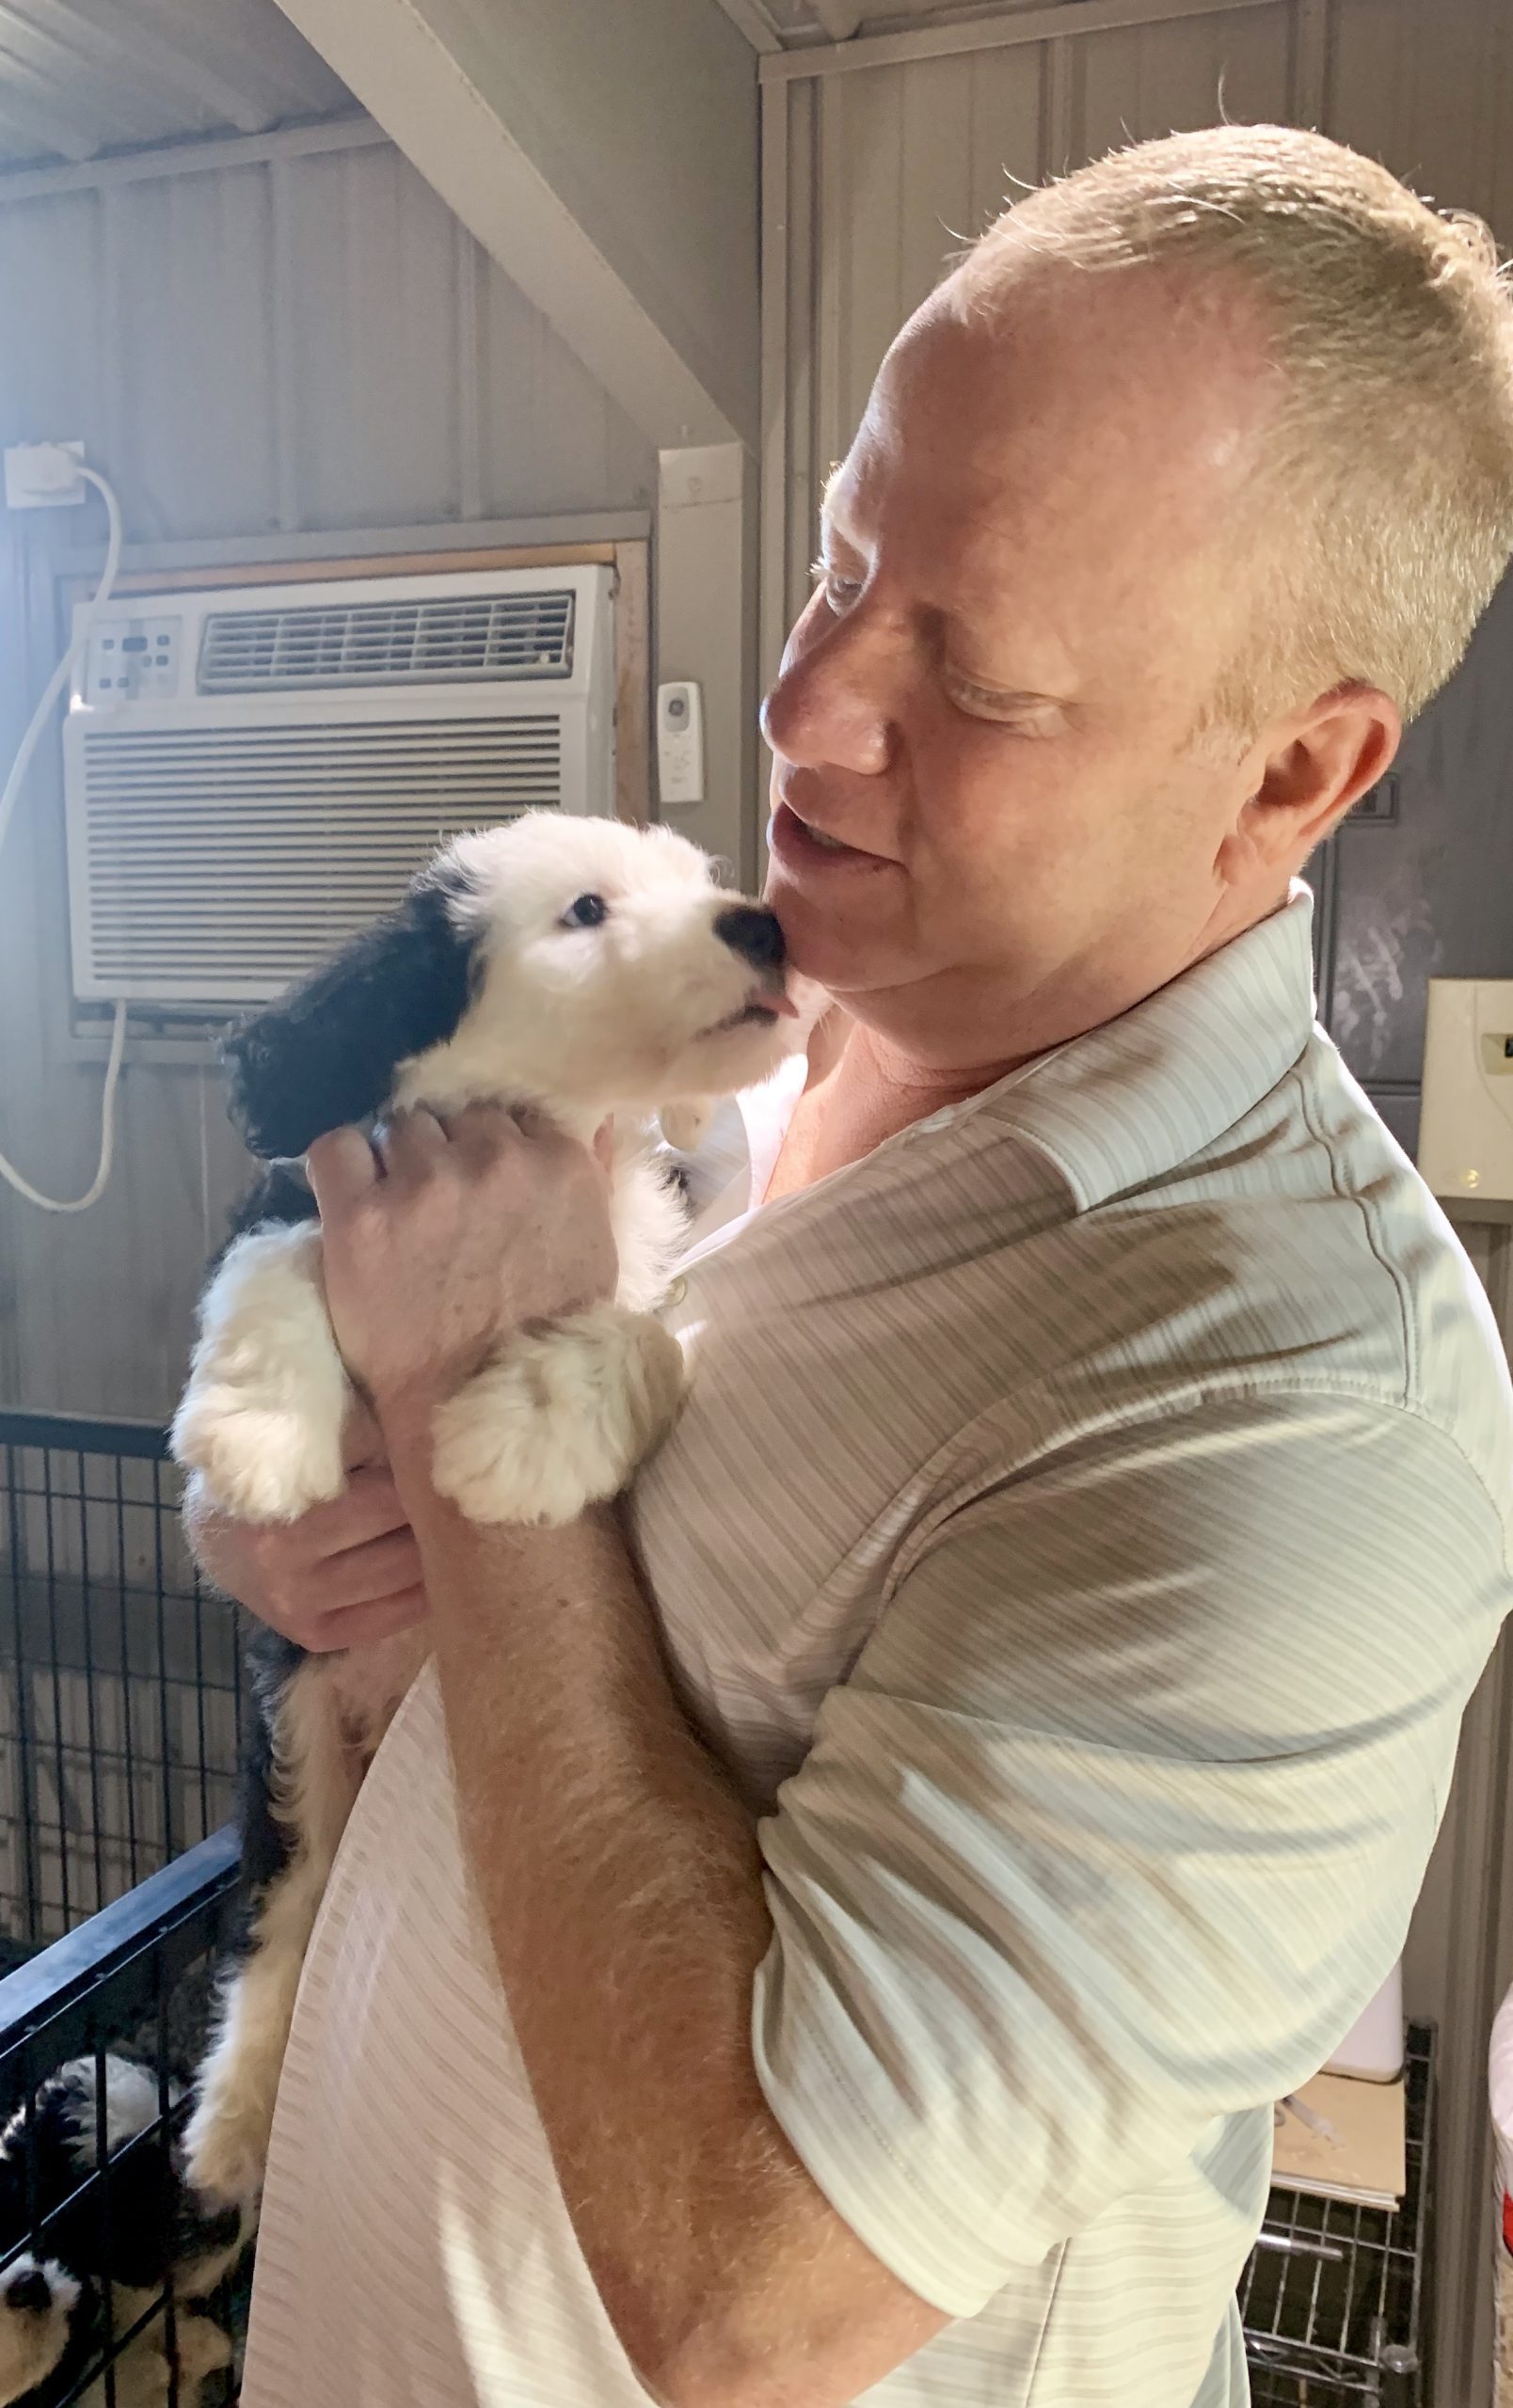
[811,561,863,613]
[943,668,1056,731]
[562,894,608,928]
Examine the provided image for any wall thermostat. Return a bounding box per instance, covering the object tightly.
[656,679,704,809]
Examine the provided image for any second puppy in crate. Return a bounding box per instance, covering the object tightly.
[170,810,808,2208]
[0,2054,245,2408]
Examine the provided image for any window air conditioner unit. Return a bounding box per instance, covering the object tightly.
[62,562,616,1010]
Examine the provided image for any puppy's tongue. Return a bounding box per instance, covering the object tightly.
[768,988,801,1019]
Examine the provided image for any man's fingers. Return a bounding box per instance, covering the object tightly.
[313,1586,431,1652]
[374,1108,448,1180]
[290,1465,413,1560]
[307,1125,379,1219]
[306,1526,425,1616]
[447,1099,522,1162]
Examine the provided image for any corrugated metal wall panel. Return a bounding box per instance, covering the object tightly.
[0,137,656,541]
[1330,0,1513,246]
[279,142,467,531]
[473,229,662,522]
[100,171,281,539]
[0,186,104,438]
[1070,3,1294,157]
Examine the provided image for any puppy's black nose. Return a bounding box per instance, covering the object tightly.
[6,2268,51,2313]
[714,907,786,972]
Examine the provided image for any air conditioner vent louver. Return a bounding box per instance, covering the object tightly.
[198,588,576,694]
[75,718,561,995]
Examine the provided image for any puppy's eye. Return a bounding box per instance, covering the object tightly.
[562,894,608,928]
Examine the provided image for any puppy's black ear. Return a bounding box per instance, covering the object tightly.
[221,866,480,1158]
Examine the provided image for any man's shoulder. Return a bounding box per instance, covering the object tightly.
[1095,1026,1513,1522]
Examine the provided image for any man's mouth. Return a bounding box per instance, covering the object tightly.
[769,800,888,869]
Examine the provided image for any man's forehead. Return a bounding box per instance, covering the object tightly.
[826,277,1271,583]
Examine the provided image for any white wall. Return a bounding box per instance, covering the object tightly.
[0,121,655,1421]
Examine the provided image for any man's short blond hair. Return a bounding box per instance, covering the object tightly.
[963,124,1513,733]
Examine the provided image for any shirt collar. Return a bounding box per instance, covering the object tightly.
[971,880,1318,1211]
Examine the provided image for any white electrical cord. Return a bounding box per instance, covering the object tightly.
[0,458,128,1212]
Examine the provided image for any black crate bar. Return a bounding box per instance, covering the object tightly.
[0,1410,244,1961]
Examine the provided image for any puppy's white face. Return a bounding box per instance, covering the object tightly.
[0,2256,80,2402]
[396,816,806,1119]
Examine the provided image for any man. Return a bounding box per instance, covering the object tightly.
[205,124,1513,2406]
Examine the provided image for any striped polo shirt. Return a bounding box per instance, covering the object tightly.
[242,882,1513,2408]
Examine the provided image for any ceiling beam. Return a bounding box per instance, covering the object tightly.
[710,0,785,50]
[273,0,756,452]
[761,0,1274,78]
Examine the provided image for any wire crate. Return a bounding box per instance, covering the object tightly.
[0,1829,247,2405]
[0,1412,243,1964]
[1241,2024,1435,2405]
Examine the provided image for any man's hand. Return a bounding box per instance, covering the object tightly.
[306,1104,617,1447]
[183,1405,428,1652]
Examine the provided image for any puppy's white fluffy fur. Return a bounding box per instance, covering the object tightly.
[173,814,810,2207]
[173,815,797,1529]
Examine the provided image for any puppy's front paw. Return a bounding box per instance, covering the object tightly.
[432,1306,687,1526]
[171,1390,344,1524]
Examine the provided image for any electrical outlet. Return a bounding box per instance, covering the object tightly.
[4,440,88,509]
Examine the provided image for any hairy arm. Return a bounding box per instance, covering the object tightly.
[390,1488,946,2408]
[303,1105,945,2407]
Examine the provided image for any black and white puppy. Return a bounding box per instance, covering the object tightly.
[170,811,808,2207]
[0,2056,245,2408]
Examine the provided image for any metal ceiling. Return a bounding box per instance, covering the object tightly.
[0,0,353,172]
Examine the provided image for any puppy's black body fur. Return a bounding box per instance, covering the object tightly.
[235,1629,305,1909]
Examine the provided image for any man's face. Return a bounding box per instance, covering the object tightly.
[761,264,1283,1062]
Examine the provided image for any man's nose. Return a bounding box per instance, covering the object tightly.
[760,605,898,777]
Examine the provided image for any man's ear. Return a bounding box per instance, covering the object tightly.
[1242,683,1402,868]
[221,868,481,1159]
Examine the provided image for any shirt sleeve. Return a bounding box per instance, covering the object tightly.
[750,1389,1512,2316]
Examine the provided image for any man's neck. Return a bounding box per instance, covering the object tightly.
[764,1018,1029,1201]
[765,885,1296,1201]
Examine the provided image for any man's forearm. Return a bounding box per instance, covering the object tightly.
[390,1477,893,2405]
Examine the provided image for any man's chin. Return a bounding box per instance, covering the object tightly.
[764,888,901,1000]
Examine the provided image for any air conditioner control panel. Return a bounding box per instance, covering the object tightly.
[83,617,184,705]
